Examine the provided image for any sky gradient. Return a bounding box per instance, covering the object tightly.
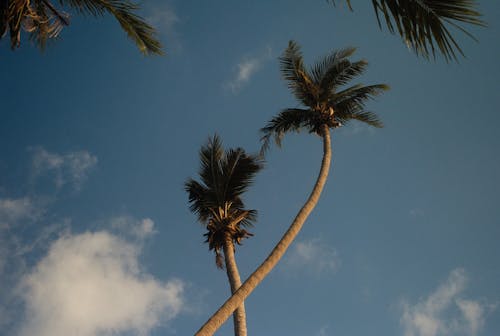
[1,1,499,335]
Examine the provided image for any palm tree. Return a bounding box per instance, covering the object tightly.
[330,0,486,61]
[185,135,263,336]
[195,41,388,336]
[0,0,162,54]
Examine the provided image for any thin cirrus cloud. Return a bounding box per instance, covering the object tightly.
[400,268,494,336]
[147,5,179,34]
[0,197,39,229]
[30,147,97,190]
[17,229,185,336]
[224,47,273,93]
[284,238,341,274]
[146,3,181,51]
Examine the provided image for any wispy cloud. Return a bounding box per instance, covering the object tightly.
[400,268,494,336]
[18,230,184,336]
[110,215,157,241]
[0,197,64,332]
[146,3,181,51]
[224,47,273,93]
[148,5,179,33]
[317,325,330,336]
[285,238,340,275]
[0,197,39,229]
[409,208,425,217]
[30,147,97,191]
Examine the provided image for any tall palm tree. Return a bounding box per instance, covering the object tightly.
[330,0,486,61]
[0,0,162,54]
[194,41,388,336]
[185,135,263,336]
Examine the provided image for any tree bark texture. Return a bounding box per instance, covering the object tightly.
[222,233,248,336]
[195,124,332,336]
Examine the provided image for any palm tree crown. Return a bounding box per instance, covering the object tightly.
[185,135,264,268]
[0,0,162,54]
[261,40,389,153]
[331,0,486,61]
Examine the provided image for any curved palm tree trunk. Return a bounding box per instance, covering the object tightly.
[222,233,248,336]
[195,125,332,336]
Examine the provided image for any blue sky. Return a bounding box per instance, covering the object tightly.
[1,1,499,335]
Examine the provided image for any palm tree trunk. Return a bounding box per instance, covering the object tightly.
[195,124,332,336]
[222,233,248,336]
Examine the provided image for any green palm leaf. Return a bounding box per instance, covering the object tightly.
[331,0,485,61]
[1,0,162,54]
[61,0,163,55]
[280,40,319,107]
[260,108,312,155]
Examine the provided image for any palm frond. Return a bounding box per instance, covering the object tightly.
[337,110,384,128]
[26,0,69,50]
[60,0,163,55]
[185,179,212,223]
[1,0,162,54]
[260,108,312,155]
[238,209,257,228]
[330,0,485,61]
[310,47,357,85]
[318,57,368,102]
[333,83,388,127]
[334,83,389,108]
[222,148,264,203]
[197,134,224,204]
[280,40,319,107]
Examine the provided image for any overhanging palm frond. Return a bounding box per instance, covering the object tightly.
[26,0,69,50]
[330,0,486,61]
[0,0,162,54]
[60,0,163,55]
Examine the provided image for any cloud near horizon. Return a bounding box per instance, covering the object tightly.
[17,230,184,336]
[400,268,493,336]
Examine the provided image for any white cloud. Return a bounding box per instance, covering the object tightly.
[225,47,273,93]
[110,215,157,240]
[456,299,485,335]
[18,231,184,336]
[31,147,97,190]
[400,268,491,336]
[285,238,340,274]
